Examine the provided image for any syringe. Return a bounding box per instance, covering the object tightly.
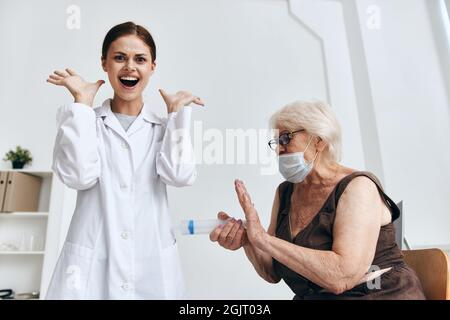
[179,219,246,235]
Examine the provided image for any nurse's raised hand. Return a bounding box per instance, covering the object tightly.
[159,89,205,114]
[46,68,105,107]
[209,211,247,251]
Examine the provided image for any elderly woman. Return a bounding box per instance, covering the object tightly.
[210,100,425,299]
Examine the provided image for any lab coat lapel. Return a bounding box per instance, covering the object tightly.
[126,113,145,137]
[127,103,163,136]
[97,99,129,142]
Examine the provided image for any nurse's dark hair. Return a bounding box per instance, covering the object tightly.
[101,21,156,62]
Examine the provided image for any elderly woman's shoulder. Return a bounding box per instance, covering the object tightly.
[341,170,383,194]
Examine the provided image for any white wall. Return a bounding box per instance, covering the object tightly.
[354,0,450,247]
[1,0,449,299]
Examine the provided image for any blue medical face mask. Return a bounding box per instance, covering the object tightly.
[278,136,318,183]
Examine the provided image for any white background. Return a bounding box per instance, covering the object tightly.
[0,0,449,299]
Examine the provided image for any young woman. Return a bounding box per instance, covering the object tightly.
[46,21,204,299]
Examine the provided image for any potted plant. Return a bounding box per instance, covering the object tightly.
[3,146,33,169]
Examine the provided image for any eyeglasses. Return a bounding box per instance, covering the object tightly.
[268,129,305,151]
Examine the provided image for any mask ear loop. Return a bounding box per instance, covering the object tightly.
[309,150,319,164]
[303,136,313,153]
[304,136,319,165]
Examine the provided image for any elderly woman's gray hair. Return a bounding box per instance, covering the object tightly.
[269,100,342,162]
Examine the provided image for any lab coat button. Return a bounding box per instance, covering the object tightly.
[121,142,128,149]
[121,231,129,240]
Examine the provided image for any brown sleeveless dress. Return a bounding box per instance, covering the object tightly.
[272,171,426,300]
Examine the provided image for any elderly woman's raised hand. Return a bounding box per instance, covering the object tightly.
[234,179,268,249]
[209,212,247,250]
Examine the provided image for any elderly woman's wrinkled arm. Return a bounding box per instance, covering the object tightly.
[239,177,384,295]
[209,188,282,284]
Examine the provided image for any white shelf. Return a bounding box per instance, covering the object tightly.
[0,169,59,296]
[0,212,48,218]
[0,251,45,255]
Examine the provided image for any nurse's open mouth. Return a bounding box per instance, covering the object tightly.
[119,76,139,88]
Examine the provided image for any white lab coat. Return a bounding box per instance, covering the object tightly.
[46,99,197,299]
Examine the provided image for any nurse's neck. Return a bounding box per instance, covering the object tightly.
[110,95,144,116]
